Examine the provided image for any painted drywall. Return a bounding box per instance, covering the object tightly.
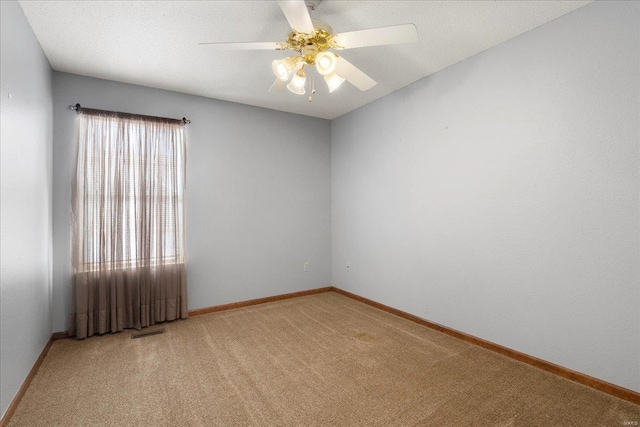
[51,73,331,332]
[331,1,639,392]
[0,1,53,417]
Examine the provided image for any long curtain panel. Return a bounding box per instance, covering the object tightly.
[70,109,187,339]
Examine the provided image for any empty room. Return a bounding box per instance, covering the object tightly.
[1,0,638,425]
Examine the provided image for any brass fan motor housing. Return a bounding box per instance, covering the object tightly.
[285,21,336,65]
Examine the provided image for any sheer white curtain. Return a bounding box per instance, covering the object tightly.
[70,109,187,339]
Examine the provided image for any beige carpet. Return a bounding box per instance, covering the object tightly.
[8,292,639,426]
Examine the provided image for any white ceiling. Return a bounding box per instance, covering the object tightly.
[19,0,591,120]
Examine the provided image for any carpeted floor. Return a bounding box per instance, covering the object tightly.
[8,292,640,426]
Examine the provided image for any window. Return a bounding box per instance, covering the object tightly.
[72,111,186,271]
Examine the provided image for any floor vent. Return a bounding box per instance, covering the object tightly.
[132,327,165,339]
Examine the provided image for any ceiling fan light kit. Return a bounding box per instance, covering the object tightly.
[315,51,337,76]
[272,57,296,82]
[325,72,345,93]
[201,0,419,101]
[287,69,307,95]
[273,18,342,97]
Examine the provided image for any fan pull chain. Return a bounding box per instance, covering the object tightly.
[308,72,315,103]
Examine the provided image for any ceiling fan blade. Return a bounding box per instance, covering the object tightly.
[335,56,377,91]
[278,0,315,34]
[269,79,287,93]
[333,23,418,50]
[199,41,285,50]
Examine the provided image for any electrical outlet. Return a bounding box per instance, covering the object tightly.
[304,261,309,272]
[346,262,351,272]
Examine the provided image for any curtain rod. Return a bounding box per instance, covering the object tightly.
[68,103,191,125]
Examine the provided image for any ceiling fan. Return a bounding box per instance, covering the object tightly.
[200,0,418,101]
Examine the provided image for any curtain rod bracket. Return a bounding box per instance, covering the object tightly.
[69,103,82,112]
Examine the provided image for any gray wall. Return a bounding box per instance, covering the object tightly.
[0,1,53,417]
[52,73,332,332]
[331,1,639,392]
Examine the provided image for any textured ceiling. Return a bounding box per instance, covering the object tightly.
[19,1,591,120]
